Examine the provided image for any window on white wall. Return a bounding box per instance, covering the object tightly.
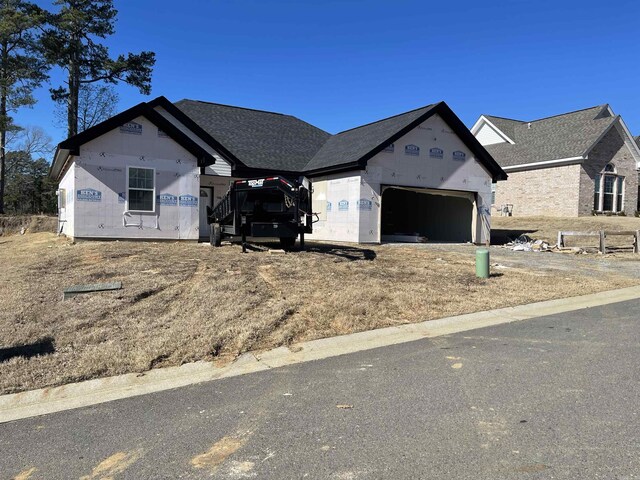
[127,166,155,212]
[58,189,66,210]
[491,183,496,205]
[593,163,624,213]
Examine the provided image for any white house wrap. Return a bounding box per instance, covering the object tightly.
[51,97,505,244]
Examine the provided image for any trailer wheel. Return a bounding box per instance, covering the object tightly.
[279,237,296,250]
[211,224,222,247]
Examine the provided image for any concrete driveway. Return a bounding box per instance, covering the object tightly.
[2,300,639,479]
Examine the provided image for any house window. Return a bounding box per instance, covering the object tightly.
[58,189,66,210]
[127,167,155,212]
[593,163,624,213]
[491,183,496,205]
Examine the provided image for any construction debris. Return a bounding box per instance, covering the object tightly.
[506,234,551,252]
[63,282,123,300]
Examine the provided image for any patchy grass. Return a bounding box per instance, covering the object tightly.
[0,232,637,394]
[492,215,640,248]
[0,215,57,236]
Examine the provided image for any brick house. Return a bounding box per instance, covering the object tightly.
[471,105,640,216]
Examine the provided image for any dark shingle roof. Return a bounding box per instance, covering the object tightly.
[635,136,640,150]
[483,115,522,141]
[174,99,331,172]
[482,106,616,168]
[171,97,505,180]
[304,105,437,172]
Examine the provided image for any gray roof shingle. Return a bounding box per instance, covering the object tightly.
[171,98,505,180]
[304,104,437,172]
[483,115,522,141]
[174,99,331,172]
[482,106,616,168]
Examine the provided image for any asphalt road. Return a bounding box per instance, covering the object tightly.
[2,300,639,480]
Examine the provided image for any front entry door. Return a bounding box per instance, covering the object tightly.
[199,187,213,239]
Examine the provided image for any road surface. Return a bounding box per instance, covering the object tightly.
[2,300,639,479]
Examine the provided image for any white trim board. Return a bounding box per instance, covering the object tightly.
[501,156,584,172]
[470,115,516,145]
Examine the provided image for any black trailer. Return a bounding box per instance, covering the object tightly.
[207,176,313,251]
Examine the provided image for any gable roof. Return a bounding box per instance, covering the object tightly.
[304,102,506,180]
[51,96,507,182]
[50,101,215,180]
[479,105,620,168]
[482,115,521,142]
[304,104,437,172]
[172,99,331,172]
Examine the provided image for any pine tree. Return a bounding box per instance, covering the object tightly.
[0,0,48,214]
[42,0,155,138]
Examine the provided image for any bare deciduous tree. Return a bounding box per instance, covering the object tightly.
[55,83,118,133]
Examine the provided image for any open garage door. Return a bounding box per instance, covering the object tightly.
[381,186,475,242]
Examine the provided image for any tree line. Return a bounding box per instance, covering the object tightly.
[0,0,156,215]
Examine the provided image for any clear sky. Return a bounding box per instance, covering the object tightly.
[17,0,640,148]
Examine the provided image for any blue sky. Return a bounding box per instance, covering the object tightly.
[17,0,640,147]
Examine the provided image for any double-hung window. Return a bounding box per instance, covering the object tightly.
[593,163,624,213]
[127,167,155,212]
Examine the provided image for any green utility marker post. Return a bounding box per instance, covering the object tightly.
[476,249,490,278]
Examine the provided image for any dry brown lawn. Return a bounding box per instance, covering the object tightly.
[492,215,640,248]
[0,232,637,394]
[0,215,57,236]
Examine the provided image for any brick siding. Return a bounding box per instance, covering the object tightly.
[578,126,638,216]
[494,164,581,216]
[494,124,639,217]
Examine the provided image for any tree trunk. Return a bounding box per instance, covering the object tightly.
[0,123,5,215]
[0,39,8,214]
[67,35,81,138]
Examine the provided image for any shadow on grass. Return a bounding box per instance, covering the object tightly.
[226,239,377,261]
[304,243,376,261]
[0,337,55,362]
[491,229,537,246]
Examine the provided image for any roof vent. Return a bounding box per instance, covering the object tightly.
[527,122,532,129]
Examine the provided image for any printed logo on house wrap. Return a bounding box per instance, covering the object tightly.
[118,192,126,203]
[404,144,420,156]
[384,143,395,153]
[452,150,466,161]
[179,194,198,207]
[326,201,332,212]
[120,121,142,135]
[76,188,102,202]
[157,128,169,138]
[429,147,444,159]
[157,193,177,206]
[357,199,373,210]
[338,200,349,211]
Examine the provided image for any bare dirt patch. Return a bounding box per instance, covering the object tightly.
[0,232,637,394]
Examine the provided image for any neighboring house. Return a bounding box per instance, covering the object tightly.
[50,97,506,244]
[471,105,640,217]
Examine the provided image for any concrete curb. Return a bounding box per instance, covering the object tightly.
[2,285,639,424]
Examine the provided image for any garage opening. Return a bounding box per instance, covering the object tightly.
[381,186,474,242]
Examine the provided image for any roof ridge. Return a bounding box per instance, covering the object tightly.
[176,98,289,117]
[483,114,525,123]
[484,105,609,125]
[334,103,439,135]
[526,104,608,123]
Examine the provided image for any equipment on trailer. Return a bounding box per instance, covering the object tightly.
[207,176,313,252]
